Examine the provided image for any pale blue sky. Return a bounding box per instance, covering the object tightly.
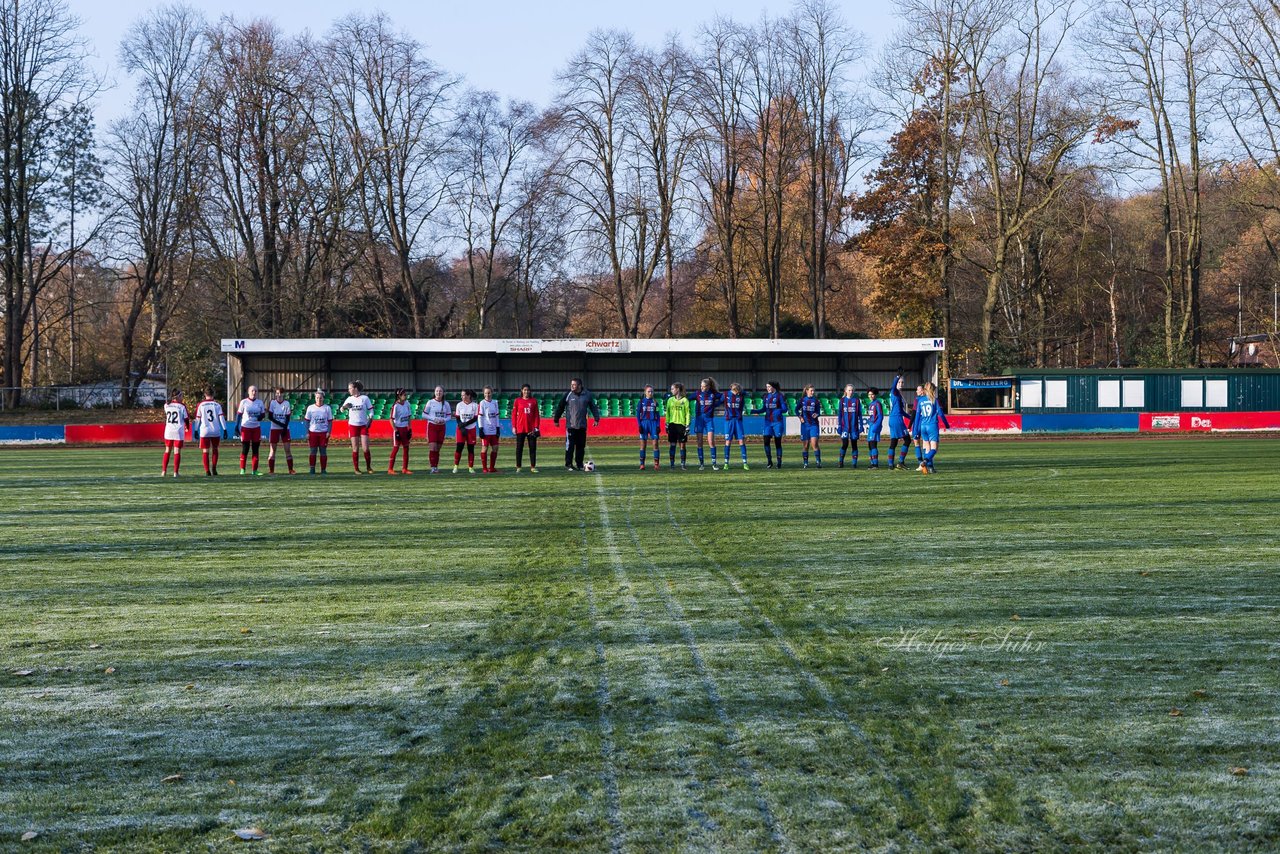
[67,0,902,123]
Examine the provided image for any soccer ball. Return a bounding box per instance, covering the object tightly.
[583,461,596,472]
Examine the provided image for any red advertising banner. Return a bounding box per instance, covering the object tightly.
[1140,412,1280,431]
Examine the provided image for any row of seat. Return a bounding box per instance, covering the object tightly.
[270,391,875,420]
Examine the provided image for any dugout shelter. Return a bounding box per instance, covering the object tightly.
[220,336,945,437]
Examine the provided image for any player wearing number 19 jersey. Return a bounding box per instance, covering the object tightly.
[160,390,190,477]
[194,389,227,475]
[304,390,333,474]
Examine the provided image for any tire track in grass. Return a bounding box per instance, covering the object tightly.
[576,518,623,854]
[588,476,720,848]
[606,479,791,853]
[661,489,931,838]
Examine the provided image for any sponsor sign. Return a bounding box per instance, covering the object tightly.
[584,339,630,353]
[1150,415,1181,430]
[498,339,543,354]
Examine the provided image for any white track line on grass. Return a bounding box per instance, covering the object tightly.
[577,519,624,854]
[589,478,720,846]
[661,490,925,825]
[615,483,792,853]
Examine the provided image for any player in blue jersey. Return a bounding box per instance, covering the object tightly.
[864,388,884,468]
[798,384,823,469]
[887,371,914,470]
[722,382,749,470]
[837,383,862,469]
[912,384,925,468]
[913,381,951,474]
[751,381,787,468]
[693,377,725,470]
[637,384,662,470]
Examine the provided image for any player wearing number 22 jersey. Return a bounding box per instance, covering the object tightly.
[160,391,190,477]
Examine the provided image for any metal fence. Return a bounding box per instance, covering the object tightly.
[0,381,167,411]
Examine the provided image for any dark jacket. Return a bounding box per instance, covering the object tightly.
[554,389,601,430]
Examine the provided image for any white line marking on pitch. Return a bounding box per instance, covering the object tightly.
[578,519,623,854]
[617,483,791,853]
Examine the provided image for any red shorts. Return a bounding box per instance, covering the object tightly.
[481,433,499,447]
[240,426,262,442]
[456,426,477,444]
[426,422,446,445]
[199,437,220,450]
[348,424,370,437]
[308,432,329,448]
[393,427,412,445]
[269,428,290,444]
[164,439,184,450]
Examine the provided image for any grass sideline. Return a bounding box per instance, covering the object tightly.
[1,439,1278,851]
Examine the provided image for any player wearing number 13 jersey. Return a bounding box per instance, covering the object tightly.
[304,390,333,475]
[160,390,190,477]
[194,388,227,475]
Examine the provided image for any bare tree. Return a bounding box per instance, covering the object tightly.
[553,30,666,337]
[1091,0,1218,365]
[743,16,805,338]
[691,17,752,337]
[788,0,866,337]
[108,3,206,403]
[961,0,1096,355]
[450,91,539,333]
[324,13,458,338]
[0,0,99,405]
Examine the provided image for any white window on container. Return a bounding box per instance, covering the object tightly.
[1206,379,1229,408]
[1045,379,1068,408]
[1181,379,1203,408]
[1020,379,1043,408]
[1122,379,1145,408]
[1098,379,1121,408]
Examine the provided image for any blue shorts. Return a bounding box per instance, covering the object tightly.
[638,421,659,440]
[693,415,716,435]
[763,421,784,438]
[724,420,744,441]
[919,425,939,443]
[889,419,909,440]
[800,422,821,442]
[866,421,883,441]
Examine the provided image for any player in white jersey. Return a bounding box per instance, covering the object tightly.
[303,389,333,475]
[160,390,190,477]
[340,380,374,474]
[477,386,502,473]
[453,389,479,474]
[387,387,414,475]
[194,388,227,475]
[422,385,451,473]
[266,387,296,475]
[235,385,267,476]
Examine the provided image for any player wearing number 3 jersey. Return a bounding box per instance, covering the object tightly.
[194,388,227,476]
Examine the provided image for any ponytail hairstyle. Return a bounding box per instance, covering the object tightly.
[702,377,719,394]
[672,382,685,396]
[395,387,408,401]
[730,382,742,394]
[923,381,938,403]
[350,380,364,393]
[766,381,781,394]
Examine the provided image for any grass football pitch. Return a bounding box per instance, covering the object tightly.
[1,438,1278,851]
